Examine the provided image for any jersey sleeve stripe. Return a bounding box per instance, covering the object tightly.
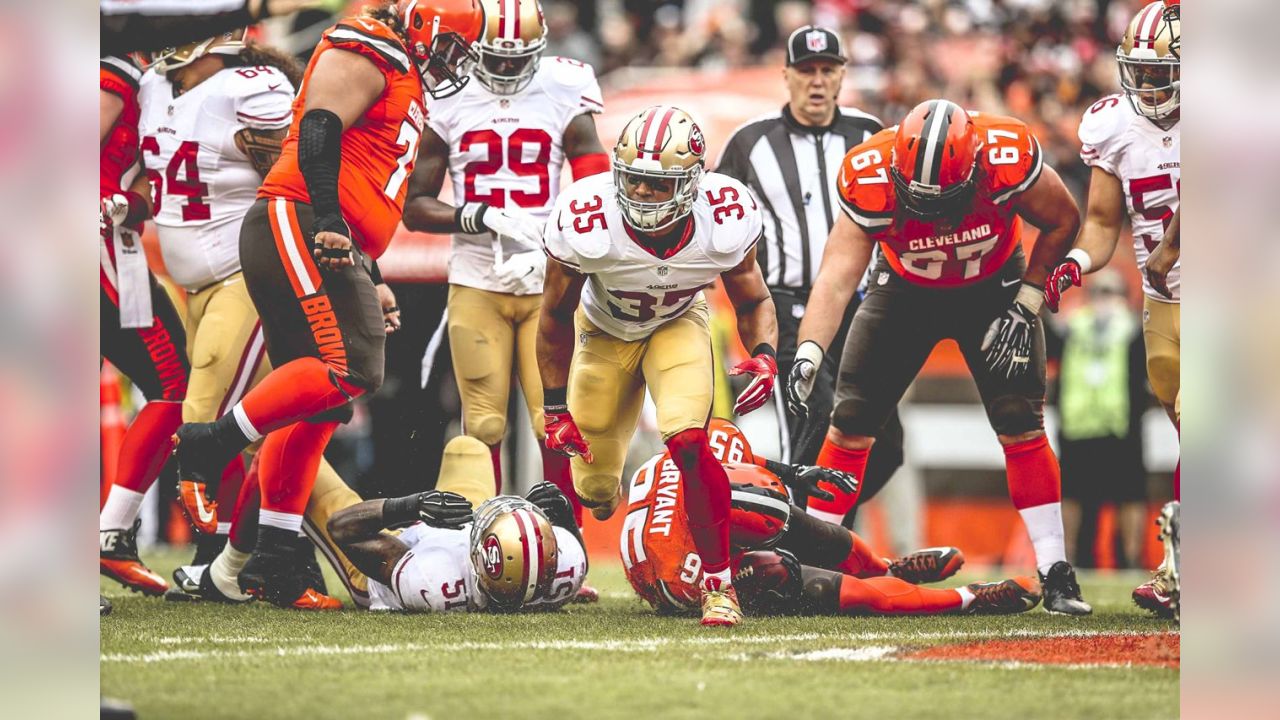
[237,110,292,123]
[836,192,893,228]
[327,27,410,74]
[101,57,142,89]
[991,137,1043,205]
[579,95,604,109]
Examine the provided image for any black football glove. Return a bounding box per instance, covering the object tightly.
[785,465,859,503]
[981,283,1043,379]
[416,490,473,529]
[525,481,577,532]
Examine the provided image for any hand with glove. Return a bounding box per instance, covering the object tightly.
[543,388,593,463]
[494,250,547,294]
[100,192,147,243]
[729,345,778,416]
[382,490,473,530]
[981,282,1044,379]
[457,202,544,247]
[525,481,578,532]
[1044,249,1091,312]
[784,341,824,420]
[762,458,859,503]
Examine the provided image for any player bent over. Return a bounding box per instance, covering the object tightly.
[172,1,485,607]
[786,99,1091,615]
[537,106,779,627]
[623,419,1040,617]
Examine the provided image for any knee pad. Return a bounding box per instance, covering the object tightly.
[987,395,1042,436]
[465,414,507,447]
[575,471,621,507]
[309,402,355,425]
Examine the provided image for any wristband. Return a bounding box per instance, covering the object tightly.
[1065,248,1093,274]
[1015,282,1046,315]
[543,386,568,407]
[456,202,490,234]
[382,494,421,527]
[751,343,777,359]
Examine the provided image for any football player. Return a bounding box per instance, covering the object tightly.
[623,419,1041,617]
[538,105,780,627]
[99,52,190,597]
[1044,0,1180,616]
[172,0,485,607]
[401,0,608,514]
[786,99,1093,615]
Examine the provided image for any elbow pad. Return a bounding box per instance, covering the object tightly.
[297,108,350,237]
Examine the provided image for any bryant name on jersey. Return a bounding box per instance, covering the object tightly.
[543,171,763,342]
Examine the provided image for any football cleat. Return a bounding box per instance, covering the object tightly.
[164,564,249,604]
[100,520,168,596]
[100,595,112,617]
[574,584,600,604]
[1131,568,1176,618]
[1039,560,1093,616]
[966,576,1042,615]
[290,587,343,611]
[1159,500,1180,621]
[700,586,743,627]
[887,547,965,584]
[238,540,308,608]
[176,480,218,535]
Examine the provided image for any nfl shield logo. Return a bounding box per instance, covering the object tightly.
[1163,136,1172,148]
[806,30,828,53]
[657,266,669,277]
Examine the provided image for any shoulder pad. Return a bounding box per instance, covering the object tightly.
[324,19,411,75]
[701,173,763,255]
[1078,95,1131,147]
[835,130,896,232]
[545,176,614,266]
[540,56,604,114]
[225,69,295,129]
[974,114,1043,205]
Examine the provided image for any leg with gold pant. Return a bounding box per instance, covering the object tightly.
[447,285,576,509]
[1143,296,1180,499]
[568,301,715,516]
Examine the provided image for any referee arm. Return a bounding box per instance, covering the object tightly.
[796,213,875,352]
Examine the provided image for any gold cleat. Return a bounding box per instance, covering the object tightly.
[700,586,743,627]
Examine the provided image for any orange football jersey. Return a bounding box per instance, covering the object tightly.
[837,113,1043,287]
[100,56,144,201]
[258,17,427,260]
[620,420,788,612]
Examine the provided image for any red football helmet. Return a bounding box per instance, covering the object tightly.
[889,99,979,219]
[397,0,486,98]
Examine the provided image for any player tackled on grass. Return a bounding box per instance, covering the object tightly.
[537,106,779,627]
[786,99,1091,615]
[171,0,485,607]
[622,419,1041,617]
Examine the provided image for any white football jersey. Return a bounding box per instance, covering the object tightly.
[138,65,294,291]
[366,521,587,613]
[543,171,763,342]
[426,56,604,295]
[1079,95,1180,301]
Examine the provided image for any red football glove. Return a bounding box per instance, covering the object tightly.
[1044,258,1082,312]
[729,353,778,416]
[544,405,593,463]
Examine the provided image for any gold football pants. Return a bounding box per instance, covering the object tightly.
[568,300,714,507]
[301,436,495,608]
[182,273,269,424]
[1142,296,1181,422]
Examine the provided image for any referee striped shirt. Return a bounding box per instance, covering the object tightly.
[715,105,882,290]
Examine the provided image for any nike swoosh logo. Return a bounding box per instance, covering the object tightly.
[1001,278,1020,287]
[268,83,281,91]
[192,486,215,524]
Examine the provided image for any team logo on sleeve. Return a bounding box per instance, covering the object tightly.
[481,534,504,578]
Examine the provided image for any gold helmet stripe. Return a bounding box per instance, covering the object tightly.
[1134,2,1163,51]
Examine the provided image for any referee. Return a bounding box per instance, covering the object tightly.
[715,25,904,515]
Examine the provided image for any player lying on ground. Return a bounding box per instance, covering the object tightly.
[622,419,1041,616]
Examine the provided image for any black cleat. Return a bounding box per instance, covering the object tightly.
[1039,560,1093,616]
[100,595,112,616]
[966,576,1041,615]
[164,563,250,604]
[888,547,965,584]
[238,531,308,607]
[293,535,328,595]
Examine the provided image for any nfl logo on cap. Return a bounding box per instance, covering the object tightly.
[806,30,828,52]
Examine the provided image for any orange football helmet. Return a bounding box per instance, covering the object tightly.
[707,417,755,465]
[397,0,487,98]
[889,99,979,219]
[1117,1,1180,129]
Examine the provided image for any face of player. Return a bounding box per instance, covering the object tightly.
[784,59,845,126]
[482,52,534,79]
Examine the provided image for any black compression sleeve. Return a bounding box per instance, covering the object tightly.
[297,109,350,237]
[370,260,384,284]
[381,495,420,528]
[775,506,855,570]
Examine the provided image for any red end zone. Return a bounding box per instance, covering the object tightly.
[904,633,1179,669]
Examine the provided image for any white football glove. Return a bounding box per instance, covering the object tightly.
[784,341,824,419]
[483,207,544,247]
[495,250,546,294]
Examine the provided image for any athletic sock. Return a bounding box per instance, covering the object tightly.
[490,444,503,494]
[99,486,145,531]
[956,585,976,610]
[540,445,582,526]
[209,545,251,601]
[806,440,869,523]
[235,357,363,437]
[1003,435,1067,574]
[257,420,337,522]
[114,399,184,492]
[666,428,731,575]
[838,575,963,615]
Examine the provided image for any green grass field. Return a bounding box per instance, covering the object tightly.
[102,549,1178,720]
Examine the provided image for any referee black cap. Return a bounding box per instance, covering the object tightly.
[786,25,847,67]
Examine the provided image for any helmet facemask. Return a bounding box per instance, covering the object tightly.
[152,29,246,74]
[614,160,702,234]
[474,35,543,95]
[468,496,558,610]
[413,31,480,99]
[889,158,977,221]
[1118,55,1180,130]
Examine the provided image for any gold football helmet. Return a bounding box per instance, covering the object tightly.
[469,496,558,609]
[613,105,707,233]
[475,0,547,94]
[1117,0,1180,129]
[152,29,247,74]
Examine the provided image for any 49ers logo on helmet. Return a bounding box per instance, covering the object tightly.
[481,534,504,578]
[688,124,705,156]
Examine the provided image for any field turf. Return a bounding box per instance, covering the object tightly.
[102,550,1178,719]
